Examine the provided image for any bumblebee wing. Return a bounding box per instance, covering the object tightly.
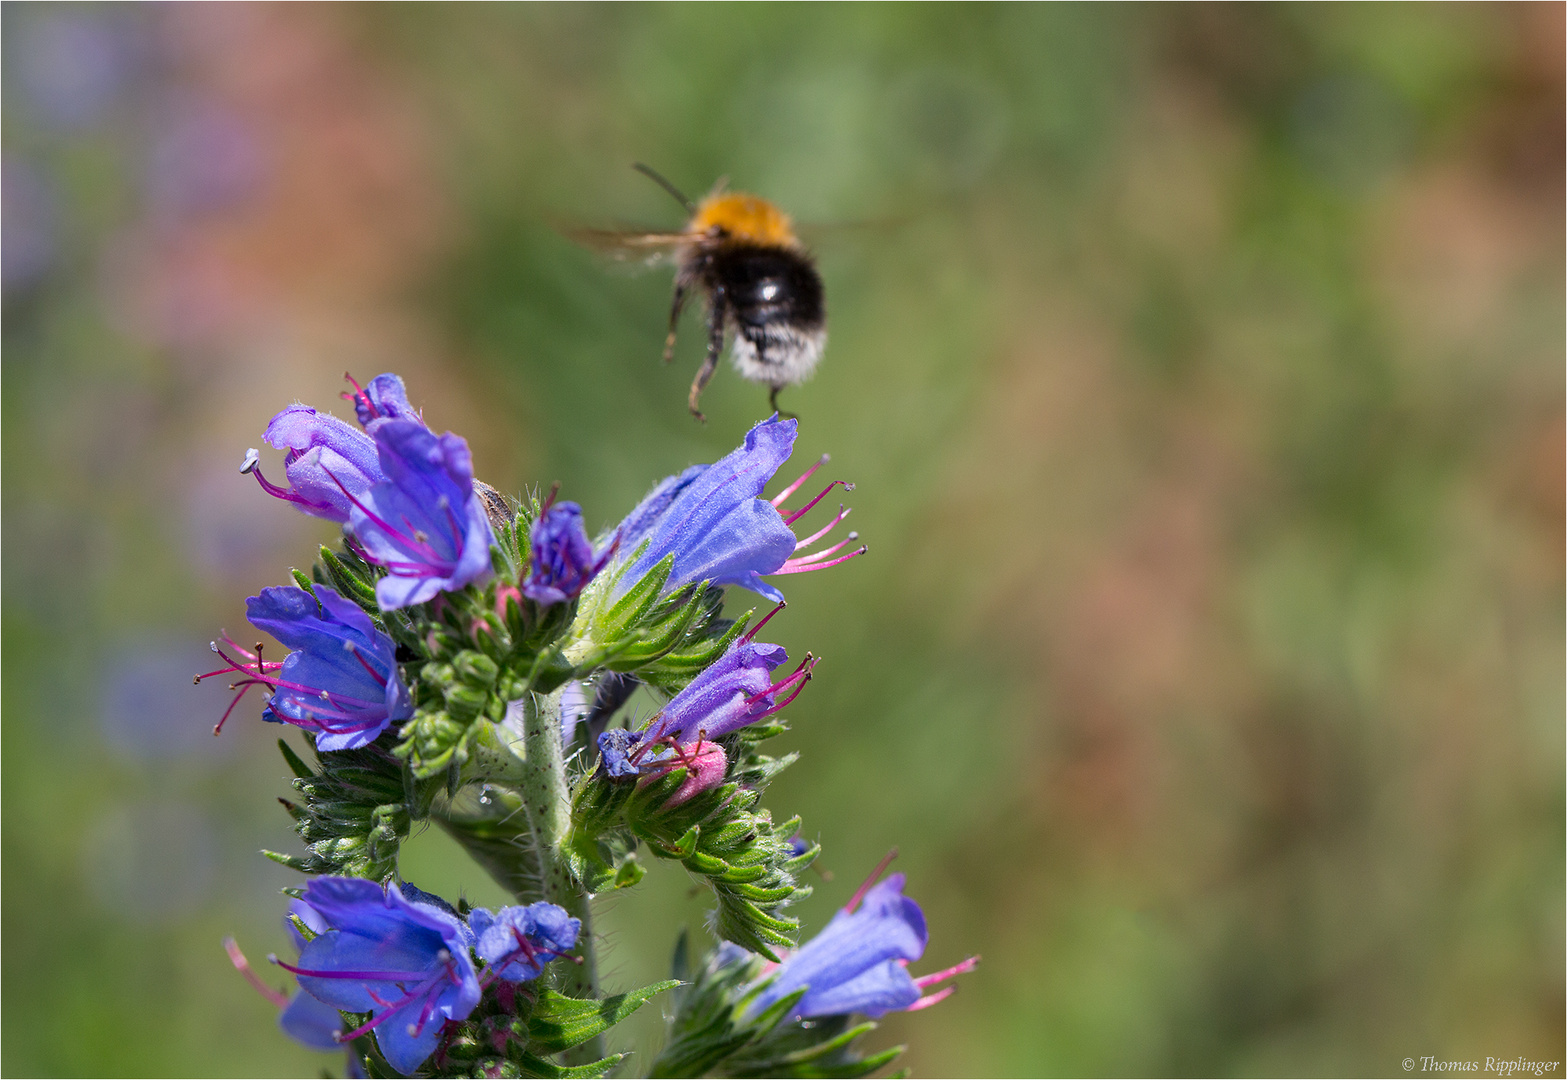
[796,215,912,250]
[561,227,691,267]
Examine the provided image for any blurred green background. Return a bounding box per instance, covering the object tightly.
[4,4,1562,1076]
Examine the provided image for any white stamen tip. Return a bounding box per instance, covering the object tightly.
[241,448,260,474]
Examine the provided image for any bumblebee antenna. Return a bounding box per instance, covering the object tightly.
[633,163,695,214]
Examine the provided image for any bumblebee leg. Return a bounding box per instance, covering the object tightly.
[688,288,726,422]
[662,283,687,365]
[768,385,798,421]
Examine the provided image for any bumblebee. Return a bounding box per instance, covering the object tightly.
[576,165,827,421]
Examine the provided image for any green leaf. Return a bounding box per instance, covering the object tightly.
[317,545,380,613]
[264,734,413,880]
[516,1051,626,1079]
[525,982,681,1055]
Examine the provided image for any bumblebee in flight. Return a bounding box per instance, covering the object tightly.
[576,165,827,421]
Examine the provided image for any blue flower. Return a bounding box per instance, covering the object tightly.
[276,901,342,1052]
[244,405,384,524]
[201,584,412,751]
[348,419,496,610]
[525,502,614,606]
[748,868,978,1021]
[469,902,581,983]
[278,877,480,1076]
[223,905,343,1056]
[609,416,865,606]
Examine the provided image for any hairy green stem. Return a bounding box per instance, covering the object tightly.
[430,695,604,1064]
[516,690,600,999]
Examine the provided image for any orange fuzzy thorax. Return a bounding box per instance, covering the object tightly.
[688,192,798,248]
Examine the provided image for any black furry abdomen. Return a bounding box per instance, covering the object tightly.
[704,243,825,337]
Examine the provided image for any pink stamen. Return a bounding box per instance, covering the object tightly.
[272,958,435,983]
[770,454,829,509]
[765,662,816,715]
[906,986,957,1012]
[341,372,374,417]
[323,467,445,566]
[785,533,859,566]
[224,937,290,1009]
[774,545,867,575]
[212,681,261,736]
[347,643,387,683]
[782,481,853,526]
[844,848,899,914]
[793,506,851,551]
[913,955,981,989]
[742,655,805,708]
[744,601,787,642]
[245,459,334,515]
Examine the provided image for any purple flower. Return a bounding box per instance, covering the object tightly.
[748,865,978,1021]
[596,638,815,800]
[524,502,614,606]
[243,372,426,524]
[276,877,481,1076]
[610,417,865,606]
[348,419,496,610]
[469,902,581,983]
[200,585,411,751]
[643,639,812,745]
[346,372,421,429]
[243,406,384,524]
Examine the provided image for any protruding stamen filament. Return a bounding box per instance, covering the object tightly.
[844,848,899,914]
[744,601,787,642]
[785,533,859,567]
[774,545,867,575]
[913,955,980,990]
[770,453,829,508]
[768,663,815,714]
[906,986,957,1012]
[782,481,853,526]
[341,372,372,417]
[272,957,436,983]
[324,467,445,565]
[793,506,851,551]
[244,455,334,515]
[225,936,290,1008]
